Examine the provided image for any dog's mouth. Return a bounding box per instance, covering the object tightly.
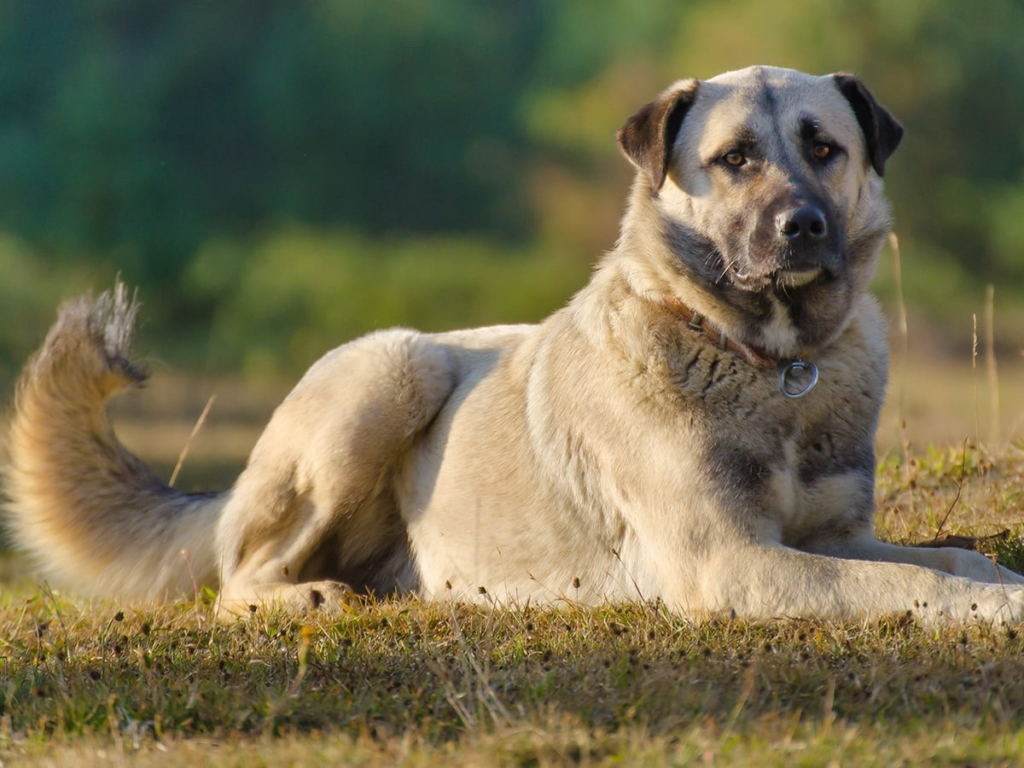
[717,237,845,293]
[728,266,828,292]
[773,267,824,289]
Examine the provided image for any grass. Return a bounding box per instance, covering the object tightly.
[2,444,1024,765]
[7,585,1024,766]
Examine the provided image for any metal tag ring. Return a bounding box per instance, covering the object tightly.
[779,360,819,399]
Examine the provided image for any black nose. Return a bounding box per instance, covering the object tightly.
[777,205,828,243]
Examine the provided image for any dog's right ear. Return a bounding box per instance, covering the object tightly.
[616,80,700,191]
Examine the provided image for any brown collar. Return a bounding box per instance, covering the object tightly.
[662,294,778,368]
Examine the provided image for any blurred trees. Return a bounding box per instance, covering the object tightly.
[1,0,1023,381]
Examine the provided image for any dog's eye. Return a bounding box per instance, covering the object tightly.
[723,151,746,167]
[811,143,832,161]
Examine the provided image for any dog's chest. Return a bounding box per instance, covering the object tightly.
[669,322,884,541]
[677,362,879,543]
[750,364,879,540]
[763,432,873,542]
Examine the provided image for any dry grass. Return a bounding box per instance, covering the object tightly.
[5,581,1024,765]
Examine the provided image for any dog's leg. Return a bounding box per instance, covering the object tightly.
[803,535,1024,586]
[214,329,455,618]
[696,540,1024,624]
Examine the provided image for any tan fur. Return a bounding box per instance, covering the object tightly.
[5,66,1024,623]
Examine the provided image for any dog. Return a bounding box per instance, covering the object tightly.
[6,65,1024,623]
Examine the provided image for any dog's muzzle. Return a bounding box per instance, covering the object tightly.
[771,203,843,281]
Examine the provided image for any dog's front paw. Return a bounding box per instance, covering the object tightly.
[295,580,356,615]
[932,587,1024,626]
[216,579,356,620]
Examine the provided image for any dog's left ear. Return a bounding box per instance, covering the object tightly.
[833,73,904,177]
[616,80,700,190]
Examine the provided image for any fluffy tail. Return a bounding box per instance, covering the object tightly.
[2,284,225,602]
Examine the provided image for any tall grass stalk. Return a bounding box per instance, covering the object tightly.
[972,313,979,449]
[889,234,911,471]
[984,284,1000,447]
[169,394,217,487]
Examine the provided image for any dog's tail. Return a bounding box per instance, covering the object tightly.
[3,284,226,602]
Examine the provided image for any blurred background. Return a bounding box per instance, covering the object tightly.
[1,0,1023,488]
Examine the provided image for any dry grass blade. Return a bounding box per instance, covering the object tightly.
[168,394,216,487]
[985,284,1000,447]
[972,313,979,448]
[889,233,908,364]
[889,233,914,477]
[931,438,969,543]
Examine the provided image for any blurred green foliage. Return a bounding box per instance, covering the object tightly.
[2,0,1023,382]
[186,229,588,378]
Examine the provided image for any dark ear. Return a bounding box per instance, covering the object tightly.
[616,80,699,190]
[833,73,904,176]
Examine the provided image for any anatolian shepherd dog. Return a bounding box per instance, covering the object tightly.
[5,66,1024,624]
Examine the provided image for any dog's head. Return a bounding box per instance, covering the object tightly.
[617,66,902,355]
